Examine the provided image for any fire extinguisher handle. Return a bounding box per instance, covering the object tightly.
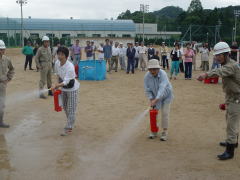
[151,105,156,109]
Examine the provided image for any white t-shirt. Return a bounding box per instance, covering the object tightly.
[55,60,80,92]
[112,46,120,56]
[134,46,139,58]
[119,47,126,57]
[98,46,104,59]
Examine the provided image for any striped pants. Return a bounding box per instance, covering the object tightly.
[62,90,79,129]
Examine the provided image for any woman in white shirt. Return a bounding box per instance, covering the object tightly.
[200,43,210,71]
[51,46,80,136]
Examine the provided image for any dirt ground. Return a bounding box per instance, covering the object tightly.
[1,48,240,180]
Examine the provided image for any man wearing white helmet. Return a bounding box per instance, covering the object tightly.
[0,40,15,128]
[198,42,240,160]
[144,59,173,141]
[35,36,53,99]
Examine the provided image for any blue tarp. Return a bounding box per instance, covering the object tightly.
[78,60,106,81]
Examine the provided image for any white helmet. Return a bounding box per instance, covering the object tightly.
[213,42,230,55]
[42,36,50,41]
[148,59,161,69]
[0,40,6,49]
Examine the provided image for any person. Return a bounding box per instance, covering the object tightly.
[170,43,181,80]
[52,43,60,73]
[152,51,160,61]
[72,40,81,65]
[111,42,120,72]
[160,42,169,70]
[85,41,93,60]
[179,43,185,73]
[148,43,155,60]
[192,42,198,70]
[33,43,39,72]
[103,39,112,72]
[134,42,139,68]
[119,42,126,70]
[184,43,195,80]
[200,43,210,71]
[35,36,53,99]
[91,41,97,60]
[97,43,104,60]
[230,41,239,61]
[138,42,147,71]
[126,43,136,74]
[144,59,173,140]
[52,46,80,136]
[211,56,220,69]
[22,41,34,71]
[0,40,15,128]
[68,44,74,62]
[197,42,240,160]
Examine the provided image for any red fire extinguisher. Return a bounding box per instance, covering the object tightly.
[75,65,79,78]
[54,89,62,112]
[149,106,159,133]
[219,103,226,111]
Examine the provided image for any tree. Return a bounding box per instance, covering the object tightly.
[187,0,203,13]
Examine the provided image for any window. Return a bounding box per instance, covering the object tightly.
[62,34,70,38]
[77,34,86,38]
[46,33,55,38]
[30,33,39,39]
[107,34,116,38]
[92,34,101,38]
[122,34,131,38]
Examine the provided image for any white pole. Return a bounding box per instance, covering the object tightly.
[143,10,145,42]
[234,15,237,42]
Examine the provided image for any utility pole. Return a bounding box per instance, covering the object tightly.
[214,25,217,44]
[16,0,27,47]
[214,20,221,44]
[234,10,240,42]
[190,25,192,42]
[140,4,149,43]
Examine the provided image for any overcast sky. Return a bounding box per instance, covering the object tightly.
[0,0,239,19]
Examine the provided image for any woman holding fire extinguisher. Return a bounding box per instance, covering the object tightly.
[144,59,173,141]
[51,46,80,136]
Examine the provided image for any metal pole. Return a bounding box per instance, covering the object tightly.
[143,10,145,42]
[214,25,217,44]
[190,25,192,42]
[234,15,237,42]
[7,17,10,47]
[20,2,23,47]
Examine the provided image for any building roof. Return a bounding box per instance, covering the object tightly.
[0,18,136,31]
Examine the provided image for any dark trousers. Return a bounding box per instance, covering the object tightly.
[135,57,139,68]
[24,55,33,70]
[184,62,192,79]
[162,55,169,69]
[179,61,184,73]
[127,58,135,73]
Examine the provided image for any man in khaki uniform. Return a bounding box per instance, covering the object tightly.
[0,40,15,128]
[198,42,240,160]
[35,36,53,99]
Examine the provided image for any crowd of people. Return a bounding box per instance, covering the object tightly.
[20,38,240,82]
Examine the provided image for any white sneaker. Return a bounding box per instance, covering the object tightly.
[148,132,158,139]
[160,131,168,141]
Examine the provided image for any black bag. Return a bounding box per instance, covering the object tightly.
[59,77,75,89]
